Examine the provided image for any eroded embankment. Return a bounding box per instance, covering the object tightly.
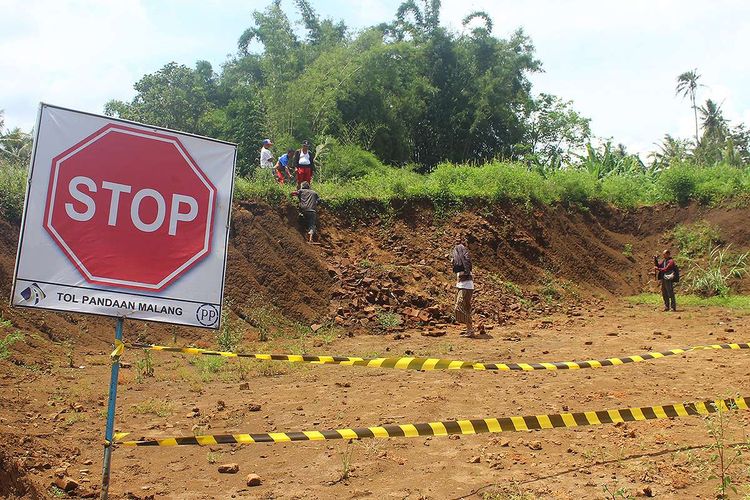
[1,200,749,355]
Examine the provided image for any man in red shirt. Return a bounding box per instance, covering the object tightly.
[654,249,677,312]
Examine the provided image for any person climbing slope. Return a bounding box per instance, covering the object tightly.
[290,181,321,243]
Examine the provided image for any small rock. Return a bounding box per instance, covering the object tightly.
[420,330,446,337]
[725,327,735,333]
[218,463,239,474]
[248,403,262,412]
[54,476,79,492]
[216,400,226,411]
[527,440,542,450]
[468,455,481,463]
[239,383,250,391]
[246,473,262,486]
[642,485,654,497]
[310,324,323,332]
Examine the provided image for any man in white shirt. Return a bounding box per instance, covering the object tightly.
[260,139,275,172]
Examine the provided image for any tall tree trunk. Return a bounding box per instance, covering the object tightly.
[692,94,699,145]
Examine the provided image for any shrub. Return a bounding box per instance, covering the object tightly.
[0,164,27,223]
[672,221,723,259]
[319,142,385,181]
[547,169,597,204]
[600,174,654,208]
[686,245,748,297]
[657,163,698,205]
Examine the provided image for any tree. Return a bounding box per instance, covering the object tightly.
[521,93,591,169]
[675,69,702,145]
[104,61,217,133]
[649,134,692,169]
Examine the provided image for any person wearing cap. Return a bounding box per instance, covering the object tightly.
[290,181,320,243]
[292,140,315,190]
[274,148,294,184]
[260,139,275,173]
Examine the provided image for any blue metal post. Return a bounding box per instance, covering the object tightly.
[100,317,124,499]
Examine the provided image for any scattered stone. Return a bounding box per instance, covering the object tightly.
[310,324,323,332]
[239,383,250,391]
[420,330,446,337]
[527,440,542,450]
[54,476,79,492]
[468,455,481,463]
[218,463,239,474]
[641,486,654,497]
[246,473,262,486]
[216,400,226,411]
[248,403,262,412]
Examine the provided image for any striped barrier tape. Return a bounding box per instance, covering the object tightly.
[129,342,750,372]
[116,395,748,446]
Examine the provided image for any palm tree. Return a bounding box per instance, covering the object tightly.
[698,99,728,142]
[675,69,702,144]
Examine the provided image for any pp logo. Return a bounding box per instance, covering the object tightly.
[20,284,46,305]
[196,304,219,327]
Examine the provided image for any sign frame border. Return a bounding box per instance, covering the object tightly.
[10,103,238,330]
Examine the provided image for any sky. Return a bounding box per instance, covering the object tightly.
[2,0,750,157]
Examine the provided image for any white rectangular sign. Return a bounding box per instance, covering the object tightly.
[11,104,236,329]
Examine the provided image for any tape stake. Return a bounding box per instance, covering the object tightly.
[117,395,748,447]
[129,342,750,372]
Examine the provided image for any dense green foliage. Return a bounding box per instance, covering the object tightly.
[235,160,750,210]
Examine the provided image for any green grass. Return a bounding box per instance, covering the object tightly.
[231,160,750,211]
[0,331,23,360]
[627,293,750,310]
[130,399,173,417]
[3,160,750,221]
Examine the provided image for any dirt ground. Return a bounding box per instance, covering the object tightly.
[1,200,749,499]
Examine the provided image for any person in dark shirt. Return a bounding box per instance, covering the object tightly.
[290,181,320,243]
[654,249,677,312]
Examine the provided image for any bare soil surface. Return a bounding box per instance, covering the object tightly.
[0,200,749,499]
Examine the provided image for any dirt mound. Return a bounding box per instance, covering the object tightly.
[0,447,42,499]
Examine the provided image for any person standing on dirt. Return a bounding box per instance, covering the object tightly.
[260,139,275,175]
[654,249,677,312]
[290,181,320,243]
[274,148,294,184]
[452,235,476,337]
[293,140,315,190]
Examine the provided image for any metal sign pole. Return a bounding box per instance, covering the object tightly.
[100,317,124,500]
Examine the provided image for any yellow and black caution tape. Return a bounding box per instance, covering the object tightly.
[111,339,124,359]
[116,395,748,446]
[130,342,749,372]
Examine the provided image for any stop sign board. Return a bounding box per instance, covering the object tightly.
[12,104,236,328]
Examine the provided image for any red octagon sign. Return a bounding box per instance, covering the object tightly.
[43,124,216,291]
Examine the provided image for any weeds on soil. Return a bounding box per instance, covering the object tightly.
[377,312,402,329]
[131,399,173,417]
[217,306,243,350]
[686,245,748,297]
[0,331,23,360]
[135,349,154,383]
[336,443,355,483]
[704,401,749,498]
